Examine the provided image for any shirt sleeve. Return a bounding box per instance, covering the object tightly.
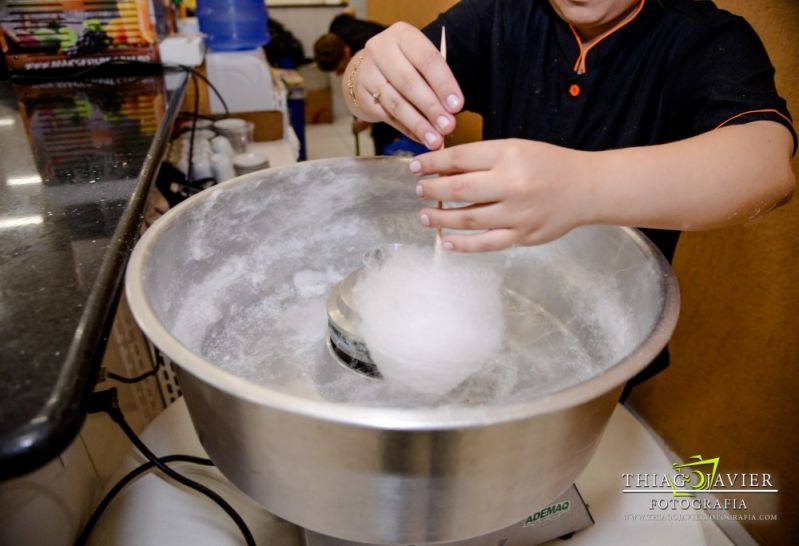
[421,0,495,114]
[668,14,796,152]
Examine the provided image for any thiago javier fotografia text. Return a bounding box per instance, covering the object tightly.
[621,472,778,511]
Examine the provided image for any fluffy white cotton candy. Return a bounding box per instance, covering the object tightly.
[353,245,506,395]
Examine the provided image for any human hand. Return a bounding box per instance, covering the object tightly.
[411,139,594,252]
[342,22,463,149]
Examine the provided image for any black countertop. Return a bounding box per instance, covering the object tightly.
[0,70,187,480]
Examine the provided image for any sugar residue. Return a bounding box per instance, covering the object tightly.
[147,160,664,409]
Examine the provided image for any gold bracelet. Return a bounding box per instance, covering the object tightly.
[347,51,366,108]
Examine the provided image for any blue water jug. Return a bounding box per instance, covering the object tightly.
[196,0,271,51]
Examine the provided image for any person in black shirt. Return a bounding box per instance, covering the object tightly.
[342,0,794,255]
[314,10,385,75]
[314,9,400,155]
[341,0,796,395]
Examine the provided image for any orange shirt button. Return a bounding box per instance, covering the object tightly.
[568,83,581,97]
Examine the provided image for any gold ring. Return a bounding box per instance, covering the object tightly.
[371,81,388,103]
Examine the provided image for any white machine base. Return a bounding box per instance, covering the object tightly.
[87,401,729,546]
[303,484,592,546]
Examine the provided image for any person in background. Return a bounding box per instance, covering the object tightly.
[265,17,310,68]
[314,8,401,155]
[341,0,796,397]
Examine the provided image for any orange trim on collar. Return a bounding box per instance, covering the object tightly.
[569,0,646,74]
[715,108,794,129]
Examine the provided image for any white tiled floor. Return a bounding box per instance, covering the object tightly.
[304,116,375,160]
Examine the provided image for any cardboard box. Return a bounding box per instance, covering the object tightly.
[305,87,333,125]
[222,110,284,141]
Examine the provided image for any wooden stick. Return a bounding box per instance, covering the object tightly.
[435,27,447,252]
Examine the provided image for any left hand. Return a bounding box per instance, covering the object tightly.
[411,139,593,252]
[341,23,462,149]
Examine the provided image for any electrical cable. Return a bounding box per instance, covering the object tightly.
[80,389,257,546]
[105,357,162,384]
[180,64,233,191]
[115,415,256,545]
[106,367,159,384]
[186,71,199,185]
[180,64,231,116]
[74,454,213,545]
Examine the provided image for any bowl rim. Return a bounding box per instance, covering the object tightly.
[125,157,680,430]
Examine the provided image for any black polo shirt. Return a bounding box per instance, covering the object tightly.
[423,0,796,262]
[330,14,386,54]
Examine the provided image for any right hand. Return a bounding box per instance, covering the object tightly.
[341,22,464,149]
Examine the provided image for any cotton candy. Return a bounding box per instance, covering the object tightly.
[353,245,506,395]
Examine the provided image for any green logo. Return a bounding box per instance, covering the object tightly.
[667,454,720,497]
[523,500,571,527]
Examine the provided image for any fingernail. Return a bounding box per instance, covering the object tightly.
[409,159,421,173]
[424,132,438,147]
[443,241,454,250]
[420,213,430,226]
[446,94,460,109]
[436,115,450,130]
[415,183,424,196]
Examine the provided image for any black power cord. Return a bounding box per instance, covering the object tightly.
[105,367,159,384]
[105,356,162,385]
[75,454,214,544]
[186,70,200,185]
[77,389,256,546]
[180,64,230,116]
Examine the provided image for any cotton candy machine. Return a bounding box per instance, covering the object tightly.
[125,157,679,545]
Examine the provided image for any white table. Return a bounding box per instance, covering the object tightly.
[249,138,299,170]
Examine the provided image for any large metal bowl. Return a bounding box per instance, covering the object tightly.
[125,157,679,544]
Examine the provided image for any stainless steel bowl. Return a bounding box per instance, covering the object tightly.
[125,157,679,544]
